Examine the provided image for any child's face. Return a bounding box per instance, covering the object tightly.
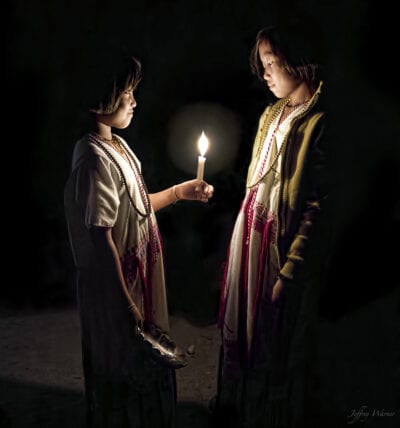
[108,89,137,129]
[258,40,299,99]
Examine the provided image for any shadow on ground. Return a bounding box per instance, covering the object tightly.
[0,379,85,428]
[0,379,215,428]
[1,287,398,428]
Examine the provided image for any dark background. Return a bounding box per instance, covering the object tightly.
[5,0,399,319]
[5,0,400,320]
[3,0,400,425]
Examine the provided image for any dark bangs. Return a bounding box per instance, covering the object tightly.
[96,56,142,114]
[250,25,322,85]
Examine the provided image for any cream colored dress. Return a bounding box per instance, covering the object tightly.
[64,134,175,428]
[66,134,169,330]
[220,103,310,368]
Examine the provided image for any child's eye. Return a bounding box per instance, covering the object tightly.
[262,58,275,68]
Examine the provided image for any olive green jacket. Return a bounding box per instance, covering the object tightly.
[247,82,329,281]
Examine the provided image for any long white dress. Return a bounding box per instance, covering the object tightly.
[64,134,176,428]
[217,102,313,427]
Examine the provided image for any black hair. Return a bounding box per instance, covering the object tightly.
[79,50,142,115]
[88,55,142,114]
[250,23,323,84]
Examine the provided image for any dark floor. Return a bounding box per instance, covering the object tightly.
[0,287,399,428]
[0,309,219,428]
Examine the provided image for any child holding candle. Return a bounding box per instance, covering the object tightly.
[64,52,213,428]
[215,21,332,427]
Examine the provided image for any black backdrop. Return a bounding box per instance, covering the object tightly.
[5,0,399,323]
[4,0,400,424]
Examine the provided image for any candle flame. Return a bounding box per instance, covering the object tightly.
[197,131,209,156]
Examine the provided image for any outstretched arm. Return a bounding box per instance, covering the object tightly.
[149,179,214,212]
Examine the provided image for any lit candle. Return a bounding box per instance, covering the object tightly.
[196,131,209,181]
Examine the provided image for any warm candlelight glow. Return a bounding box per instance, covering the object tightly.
[196,131,209,181]
[197,131,209,156]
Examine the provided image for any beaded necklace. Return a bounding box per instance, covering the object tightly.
[257,100,288,179]
[248,96,312,188]
[87,132,152,218]
[90,132,126,155]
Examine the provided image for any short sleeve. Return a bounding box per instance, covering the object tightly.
[85,154,121,228]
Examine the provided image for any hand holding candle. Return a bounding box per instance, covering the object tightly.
[173,178,214,202]
[196,131,209,181]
